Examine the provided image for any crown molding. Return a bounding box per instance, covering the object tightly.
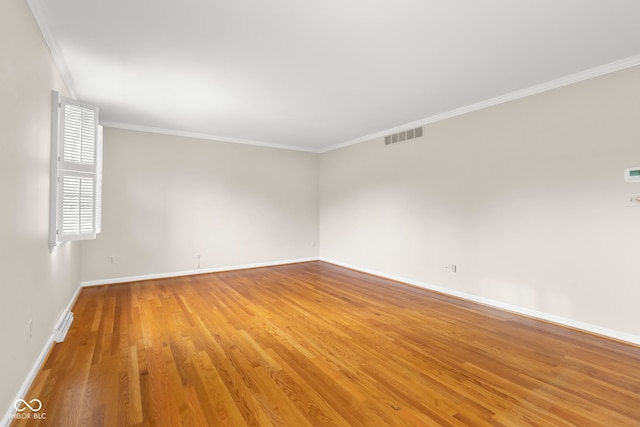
[26,0,640,155]
[100,121,322,153]
[320,54,640,153]
[103,47,640,156]
[27,0,77,99]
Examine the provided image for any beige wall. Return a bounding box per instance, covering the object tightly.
[0,0,81,418]
[320,65,640,338]
[80,128,319,282]
[3,0,640,419]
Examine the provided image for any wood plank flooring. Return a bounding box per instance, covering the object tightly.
[13,261,640,426]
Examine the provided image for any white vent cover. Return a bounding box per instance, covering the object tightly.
[53,309,74,343]
[385,126,423,145]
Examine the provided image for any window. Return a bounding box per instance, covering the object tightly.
[49,91,102,249]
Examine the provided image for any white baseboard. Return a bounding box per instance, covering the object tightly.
[80,257,320,287]
[2,283,82,427]
[1,333,56,427]
[7,255,635,426]
[320,257,640,347]
[3,257,319,426]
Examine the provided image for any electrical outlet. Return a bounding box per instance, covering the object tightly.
[451,264,457,273]
[444,265,450,273]
[625,194,640,207]
[28,320,33,340]
[108,256,115,264]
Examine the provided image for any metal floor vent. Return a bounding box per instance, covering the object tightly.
[53,309,74,343]
[384,126,423,145]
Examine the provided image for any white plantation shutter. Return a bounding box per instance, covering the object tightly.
[59,97,97,171]
[59,171,95,240]
[50,91,101,247]
[95,126,103,234]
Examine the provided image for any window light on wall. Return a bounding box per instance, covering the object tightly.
[49,91,102,249]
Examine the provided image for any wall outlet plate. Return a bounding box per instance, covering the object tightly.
[625,194,640,207]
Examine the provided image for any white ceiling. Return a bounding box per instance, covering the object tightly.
[29,0,640,152]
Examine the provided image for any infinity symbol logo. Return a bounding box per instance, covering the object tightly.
[14,399,42,412]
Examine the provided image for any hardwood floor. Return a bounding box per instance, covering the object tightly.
[13,261,640,426]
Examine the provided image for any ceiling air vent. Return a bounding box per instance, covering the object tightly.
[384,126,423,145]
